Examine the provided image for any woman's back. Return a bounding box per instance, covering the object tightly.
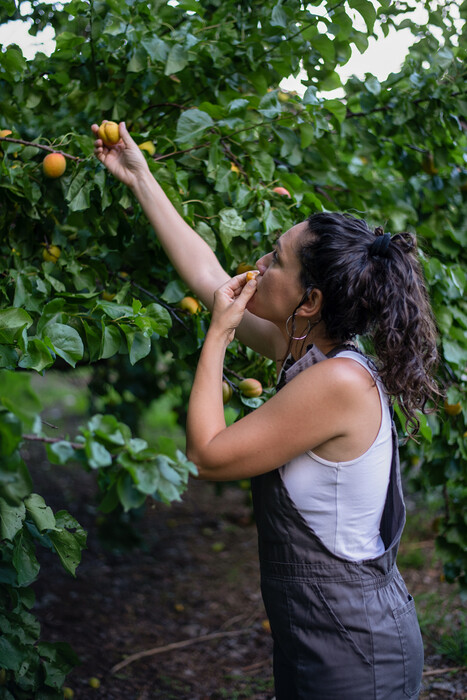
[280,350,392,561]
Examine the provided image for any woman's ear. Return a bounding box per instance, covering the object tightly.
[296,288,323,318]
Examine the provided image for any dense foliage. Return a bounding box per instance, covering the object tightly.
[0,0,466,694]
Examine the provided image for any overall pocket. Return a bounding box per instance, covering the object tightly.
[393,595,424,697]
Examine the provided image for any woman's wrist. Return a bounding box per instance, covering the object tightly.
[129,166,155,198]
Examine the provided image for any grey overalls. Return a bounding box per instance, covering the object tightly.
[250,347,424,699]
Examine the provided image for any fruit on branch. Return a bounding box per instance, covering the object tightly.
[272,186,291,197]
[0,129,12,137]
[139,141,156,155]
[239,378,263,397]
[444,400,462,416]
[178,296,201,314]
[222,381,233,404]
[42,244,61,263]
[98,121,120,146]
[43,152,66,178]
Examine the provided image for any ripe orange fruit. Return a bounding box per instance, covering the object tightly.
[42,244,61,263]
[246,270,259,282]
[444,400,462,416]
[178,296,201,314]
[43,152,66,178]
[98,121,120,146]
[239,378,263,398]
[272,186,291,197]
[0,129,12,138]
[139,141,155,155]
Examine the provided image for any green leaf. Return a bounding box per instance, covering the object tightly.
[18,337,54,372]
[175,109,214,145]
[117,471,147,511]
[348,0,376,32]
[48,529,83,577]
[324,98,347,123]
[258,91,281,119]
[0,636,24,670]
[270,5,288,28]
[219,208,246,247]
[24,493,56,532]
[12,529,40,586]
[0,411,22,457]
[0,498,26,540]
[46,441,78,466]
[145,303,172,336]
[85,437,113,469]
[43,323,84,368]
[165,44,189,75]
[100,324,122,359]
[0,308,33,345]
[0,370,41,429]
[36,641,80,689]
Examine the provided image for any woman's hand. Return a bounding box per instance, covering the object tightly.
[210,273,258,343]
[92,121,150,189]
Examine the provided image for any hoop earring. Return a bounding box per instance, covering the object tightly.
[286,315,312,340]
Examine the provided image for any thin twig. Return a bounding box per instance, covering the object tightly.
[0,136,82,161]
[111,626,254,674]
[22,434,84,450]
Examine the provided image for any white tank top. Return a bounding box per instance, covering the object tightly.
[280,350,392,562]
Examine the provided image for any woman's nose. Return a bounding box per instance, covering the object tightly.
[256,252,270,274]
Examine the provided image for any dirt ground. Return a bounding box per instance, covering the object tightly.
[26,442,466,700]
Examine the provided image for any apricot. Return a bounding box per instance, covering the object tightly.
[42,244,61,263]
[178,296,201,314]
[98,120,120,146]
[444,400,462,416]
[0,129,12,138]
[272,186,291,197]
[139,141,155,155]
[239,377,263,398]
[246,270,259,282]
[43,152,66,178]
[222,380,233,404]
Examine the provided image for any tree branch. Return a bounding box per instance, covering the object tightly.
[22,434,84,450]
[0,137,82,161]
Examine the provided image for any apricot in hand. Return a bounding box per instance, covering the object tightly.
[98,121,120,146]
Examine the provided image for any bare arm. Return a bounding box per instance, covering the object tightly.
[92,122,283,359]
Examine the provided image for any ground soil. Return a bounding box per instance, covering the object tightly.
[25,441,466,700]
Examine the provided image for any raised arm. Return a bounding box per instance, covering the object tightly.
[92,122,282,359]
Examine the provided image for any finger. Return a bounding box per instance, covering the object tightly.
[119,122,134,147]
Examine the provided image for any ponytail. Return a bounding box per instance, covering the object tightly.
[299,213,441,435]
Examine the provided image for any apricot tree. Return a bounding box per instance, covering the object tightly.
[0,0,466,694]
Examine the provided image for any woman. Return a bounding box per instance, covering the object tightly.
[93,122,440,699]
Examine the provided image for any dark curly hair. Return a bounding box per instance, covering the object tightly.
[296,212,441,436]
